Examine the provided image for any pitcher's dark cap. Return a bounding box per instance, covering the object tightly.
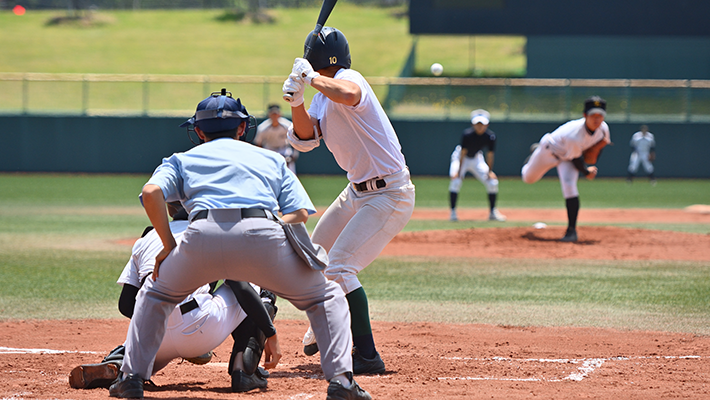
[180,89,249,133]
[584,96,607,116]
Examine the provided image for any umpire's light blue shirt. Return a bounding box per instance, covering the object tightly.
[146,138,315,219]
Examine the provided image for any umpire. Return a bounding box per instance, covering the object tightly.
[109,89,371,400]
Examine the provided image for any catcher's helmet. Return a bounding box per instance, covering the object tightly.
[305,27,351,71]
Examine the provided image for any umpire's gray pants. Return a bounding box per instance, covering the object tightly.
[121,209,352,381]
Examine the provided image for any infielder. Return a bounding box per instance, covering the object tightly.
[283,26,415,376]
[448,109,506,222]
[69,202,278,393]
[254,104,299,174]
[521,96,611,242]
[627,124,656,184]
[109,89,370,400]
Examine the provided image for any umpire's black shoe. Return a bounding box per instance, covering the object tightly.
[108,374,143,399]
[326,376,372,400]
[560,230,578,243]
[352,347,386,375]
[231,370,267,393]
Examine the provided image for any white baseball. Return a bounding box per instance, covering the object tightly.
[533,222,547,229]
[430,63,443,76]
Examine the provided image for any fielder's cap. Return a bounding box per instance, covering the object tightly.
[180,88,249,133]
[583,96,607,116]
[471,109,490,125]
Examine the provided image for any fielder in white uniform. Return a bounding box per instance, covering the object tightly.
[254,104,298,174]
[627,124,656,184]
[521,96,611,242]
[283,27,415,376]
[448,109,506,222]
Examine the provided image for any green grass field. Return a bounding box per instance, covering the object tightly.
[0,7,525,78]
[1,173,708,335]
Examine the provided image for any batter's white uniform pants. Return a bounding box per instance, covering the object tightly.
[521,137,581,199]
[312,169,416,294]
[448,146,499,194]
[149,283,255,375]
[122,209,352,382]
[628,151,654,174]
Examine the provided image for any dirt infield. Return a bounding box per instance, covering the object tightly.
[1,208,709,399]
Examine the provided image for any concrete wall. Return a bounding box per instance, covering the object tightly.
[2,116,707,178]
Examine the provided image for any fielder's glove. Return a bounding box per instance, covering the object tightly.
[282,73,305,107]
[292,58,320,85]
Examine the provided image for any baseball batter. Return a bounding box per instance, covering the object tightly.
[110,89,370,400]
[69,203,277,393]
[521,96,611,242]
[627,124,656,184]
[254,104,299,174]
[283,27,415,375]
[448,109,506,222]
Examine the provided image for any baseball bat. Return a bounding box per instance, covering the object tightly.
[283,0,338,102]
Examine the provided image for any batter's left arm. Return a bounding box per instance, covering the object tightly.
[310,74,361,107]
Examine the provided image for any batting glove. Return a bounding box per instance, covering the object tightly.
[282,73,305,107]
[292,58,320,85]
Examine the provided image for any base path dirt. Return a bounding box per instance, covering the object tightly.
[2,208,709,399]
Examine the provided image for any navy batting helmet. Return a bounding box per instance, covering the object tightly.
[180,88,251,133]
[305,27,351,71]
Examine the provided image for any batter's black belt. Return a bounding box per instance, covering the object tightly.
[180,299,198,315]
[190,208,275,223]
[353,178,386,192]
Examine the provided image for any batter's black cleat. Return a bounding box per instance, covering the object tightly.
[352,347,386,375]
[108,374,144,399]
[560,230,578,243]
[326,376,372,400]
[69,361,120,389]
[231,370,267,393]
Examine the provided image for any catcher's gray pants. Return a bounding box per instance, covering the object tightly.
[121,209,352,381]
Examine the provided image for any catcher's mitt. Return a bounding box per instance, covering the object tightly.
[583,139,608,164]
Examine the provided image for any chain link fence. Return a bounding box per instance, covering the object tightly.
[2,72,710,123]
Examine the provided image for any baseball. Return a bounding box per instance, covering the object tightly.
[430,63,443,76]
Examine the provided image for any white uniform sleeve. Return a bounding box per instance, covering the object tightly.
[287,123,321,152]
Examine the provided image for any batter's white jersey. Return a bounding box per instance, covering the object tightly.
[118,221,255,376]
[306,68,407,184]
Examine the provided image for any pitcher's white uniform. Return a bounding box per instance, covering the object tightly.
[628,129,655,175]
[289,68,415,293]
[522,117,611,199]
[118,220,256,376]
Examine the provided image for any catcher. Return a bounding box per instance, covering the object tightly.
[521,96,611,242]
[68,202,278,393]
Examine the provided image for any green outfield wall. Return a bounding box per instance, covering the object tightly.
[2,116,707,178]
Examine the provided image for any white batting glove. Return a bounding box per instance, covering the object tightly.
[282,73,305,107]
[292,58,320,85]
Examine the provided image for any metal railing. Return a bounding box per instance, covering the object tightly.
[3,72,710,123]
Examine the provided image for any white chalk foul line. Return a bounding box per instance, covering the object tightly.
[0,346,101,355]
[438,355,705,382]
